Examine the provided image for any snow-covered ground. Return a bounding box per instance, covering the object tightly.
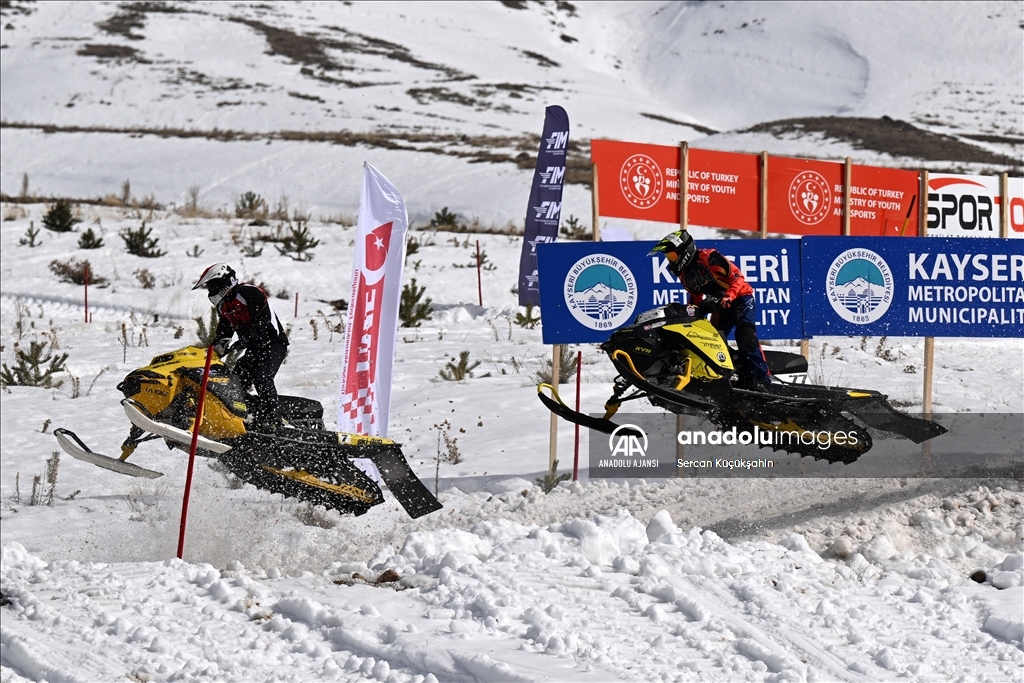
[1,202,1022,682]
[2,2,1023,681]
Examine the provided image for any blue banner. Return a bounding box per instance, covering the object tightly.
[801,237,1024,337]
[536,240,803,343]
[518,105,570,306]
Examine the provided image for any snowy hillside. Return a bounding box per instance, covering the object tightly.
[2,2,1023,681]
[1,1,1020,225]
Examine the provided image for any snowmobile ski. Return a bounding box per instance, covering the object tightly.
[54,428,163,479]
[363,445,444,519]
[537,384,643,436]
[122,398,231,454]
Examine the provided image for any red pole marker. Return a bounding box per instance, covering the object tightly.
[476,240,483,307]
[84,263,89,323]
[573,350,582,481]
[177,344,214,560]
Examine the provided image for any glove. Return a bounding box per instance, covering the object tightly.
[719,295,733,310]
[697,297,721,315]
[213,340,230,357]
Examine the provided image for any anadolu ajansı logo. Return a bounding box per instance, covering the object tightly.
[826,248,894,324]
[564,254,638,331]
[609,424,648,457]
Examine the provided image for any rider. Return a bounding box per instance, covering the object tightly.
[192,264,289,429]
[649,230,771,390]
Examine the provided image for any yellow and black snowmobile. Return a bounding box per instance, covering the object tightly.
[538,303,946,464]
[55,346,442,519]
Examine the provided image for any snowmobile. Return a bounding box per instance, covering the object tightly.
[55,346,442,519]
[538,302,946,464]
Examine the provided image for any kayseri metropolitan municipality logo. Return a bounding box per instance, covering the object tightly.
[564,254,638,330]
[826,248,894,324]
[619,154,664,209]
[788,170,832,225]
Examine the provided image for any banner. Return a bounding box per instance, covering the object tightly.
[590,139,760,231]
[591,139,680,224]
[339,163,409,436]
[518,105,569,306]
[767,156,844,236]
[801,236,1024,337]
[687,148,761,232]
[848,165,920,237]
[927,173,1024,239]
[536,240,803,343]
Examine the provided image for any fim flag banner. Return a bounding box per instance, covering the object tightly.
[801,236,1024,337]
[536,240,803,344]
[339,163,409,436]
[518,105,569,306]
[589,413,1022,479]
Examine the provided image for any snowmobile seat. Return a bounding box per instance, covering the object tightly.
[279,395,325,430]
[763,350,808,376]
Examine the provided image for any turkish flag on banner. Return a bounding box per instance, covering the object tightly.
[338,163,408,436]
[767,156,843,236]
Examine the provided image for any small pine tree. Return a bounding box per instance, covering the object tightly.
[235,191,268,220]
[77,227,104,249]
[515,304,541,329]
[535,459,571,493]
[1,340,69,388]
[42,199,80,233]
[18,222,41,247]
[275,222,319,261]
[438,350,489,381]
[429,207,460,229]
[120,221,167,258]
[400,278,433,327]
[195,309,220,346]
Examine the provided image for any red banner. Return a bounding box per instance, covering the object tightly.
[591,139,760,230]
[767,156,843,236]
[849,165,920,237]
[591,139,680,223]
[687,148,760,232]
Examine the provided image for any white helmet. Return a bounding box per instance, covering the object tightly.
[193,263,237,306]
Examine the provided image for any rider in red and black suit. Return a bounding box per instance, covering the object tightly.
[650,231,771,390]
[193,264,289,428]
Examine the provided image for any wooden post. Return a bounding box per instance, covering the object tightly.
[760,151,769,239]
[591,162,601,242]
[919,169,934,473]
[475,239,483,307]
[680,141,689,231]
[294,291,298,318]
[922,337,935,419]
[84,263,89,324]
[800,338,809,362]
[920,170,929,237]
[843,157,852,237]
[572,350,582,482]
[1001,172,1009,239]
[548,344,561,473]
